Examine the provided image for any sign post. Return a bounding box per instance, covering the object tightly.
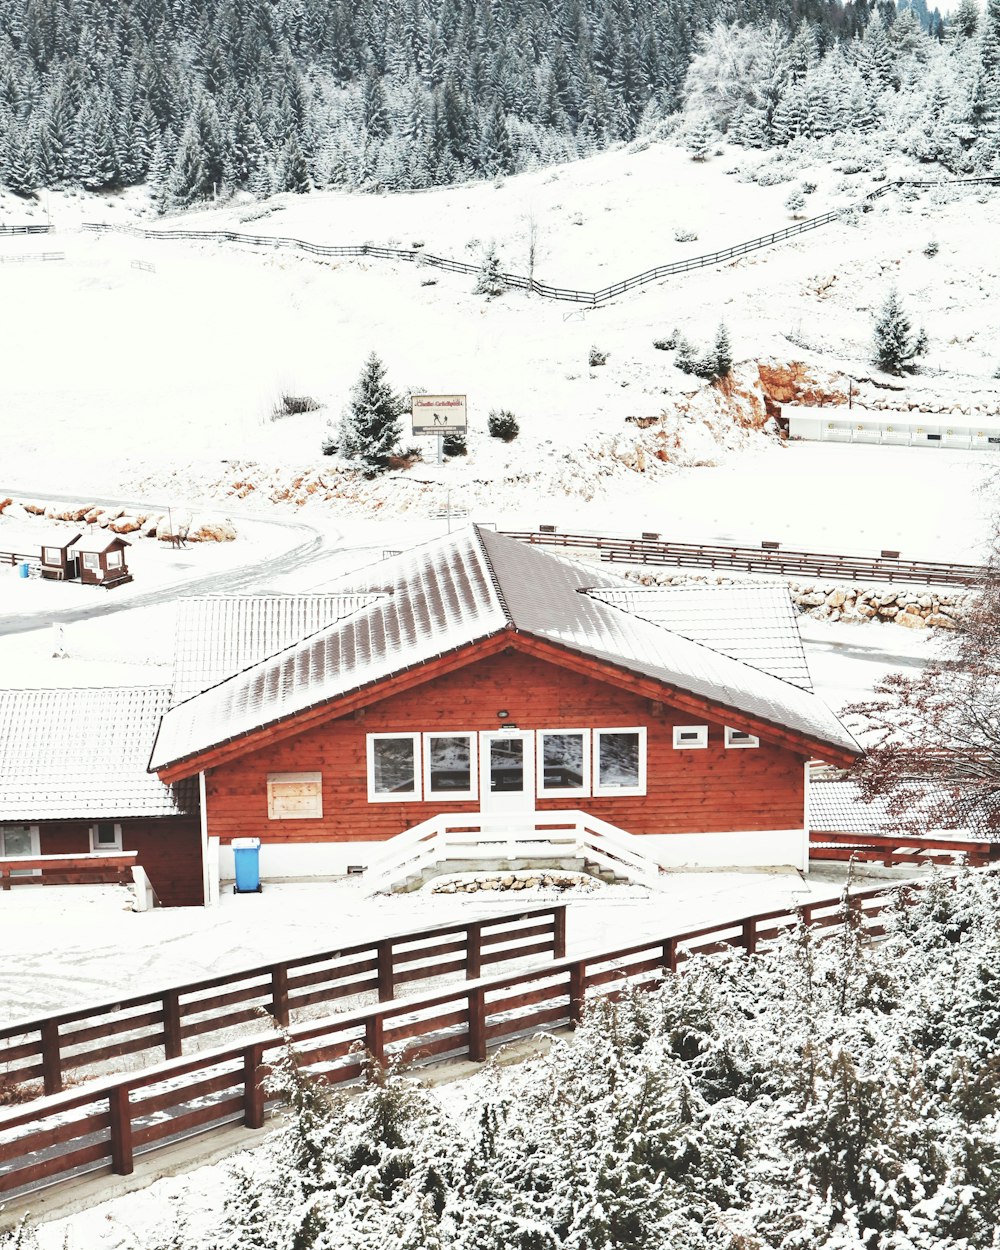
[412,395,468,463]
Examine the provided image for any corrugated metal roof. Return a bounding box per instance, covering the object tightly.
[0,687,196,820]
[171,594,385,704]
[586,584,812,689]
[810,778,984,837]
[150,527,858,773]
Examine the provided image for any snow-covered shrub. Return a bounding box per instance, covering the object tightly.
[653,329,681,351]
[784,188,806,215]
[924,239,940,257]
[442,430,467,456]
[588,346,609,366]
[273,394,321,419]
[673,226,698,242]
[487,410,519,441]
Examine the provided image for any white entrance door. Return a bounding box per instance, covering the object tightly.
[479,731,536,816]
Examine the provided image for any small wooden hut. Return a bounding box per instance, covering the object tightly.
[73,534,132,588]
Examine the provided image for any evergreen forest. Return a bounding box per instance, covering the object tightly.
[0,0,997,206]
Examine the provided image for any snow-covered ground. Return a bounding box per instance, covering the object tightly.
[0,868,854,1029]
[0,143,996,557]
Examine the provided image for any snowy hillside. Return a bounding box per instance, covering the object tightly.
[0,142,997,555]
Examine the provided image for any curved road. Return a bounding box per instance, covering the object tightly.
[0,487,331,638]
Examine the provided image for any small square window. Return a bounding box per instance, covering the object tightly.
[673,725,708,750]
[424,733,477,801]
[267,772,323,819]
[90,822,122,852]
[725,727,760,749]
[367,734,421,802]
[43,547,62,565]
[106,550,123,569]
[82,553,100,571]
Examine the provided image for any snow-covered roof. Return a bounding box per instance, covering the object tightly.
[171,594,385,704]
[150,527,858,774]
[586,583,812,689]
[810,778,987,838]
[0,527,81,554]
[0,687,197,821]
[74,533,130,553]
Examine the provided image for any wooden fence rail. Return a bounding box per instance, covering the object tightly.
[0,905,564,1100]
[500,529,985,587]
[82,175,1000,308]
[810,830,1000,868]
[0,853,137,892]
[0,881,931,1202]
[0,224,53,235]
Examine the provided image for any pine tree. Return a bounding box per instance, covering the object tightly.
[474,244,506,296]
[872,289,929,374]
[713,322,733,378]
[280,135,310,192]
[336,352,404,473]
[685,112,715,160]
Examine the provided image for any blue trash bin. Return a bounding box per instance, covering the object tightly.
[18,563,29,579]
[232,837,262,894]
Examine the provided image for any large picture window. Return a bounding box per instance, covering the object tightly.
[367,734,421,802]
[593,728,646,797]
[536,730,589,797]
[424,733,477,801]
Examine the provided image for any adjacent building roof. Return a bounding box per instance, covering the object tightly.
[171,594,385,704]
[585,583,813,689]
[810,777,986,838]
[0,686,197,821]
[150,527,858,775]
[0,527,81,555]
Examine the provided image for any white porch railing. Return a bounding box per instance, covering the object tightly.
[362,810,667,894]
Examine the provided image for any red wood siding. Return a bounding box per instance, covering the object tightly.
[38,818,203,907]
[205,649,805,845]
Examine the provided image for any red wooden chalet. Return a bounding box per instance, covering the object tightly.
[148,527,860,894]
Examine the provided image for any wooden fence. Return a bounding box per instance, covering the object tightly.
[0,251,64,263]
[810,830,1000,868]
[0,225,52,236]
[0,882,925,1201]
[0,905,565,1099]
[501,529,985,587]
[82,175,1000,308]
[0,853,137,892]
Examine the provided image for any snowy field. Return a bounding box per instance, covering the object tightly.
[0,868,857,1028]
[0,143,997,555]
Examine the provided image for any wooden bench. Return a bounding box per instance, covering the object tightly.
[0,852,138,890]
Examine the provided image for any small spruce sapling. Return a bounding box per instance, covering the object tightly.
[784,187,806,216]
[872,288,928,375]
[442,430,467,456]
[334,352,405,473]
[475,245,506,297]
[589,345,609,366]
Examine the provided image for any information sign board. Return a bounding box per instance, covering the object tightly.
[412,394,468,437]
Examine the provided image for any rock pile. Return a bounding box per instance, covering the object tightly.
[0,498,236,543]
[430,871,601,894]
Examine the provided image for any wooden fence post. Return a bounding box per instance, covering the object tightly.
[552,906,567,960]
[743,917,758,957]
[568,961,586,1024]
[271,965,290,1026]
[243,1043,265,1129]
[662,937,679,975]
[468,987,487,1062]
[365,1015,385,1066]
[40,1019,62,1096]
[109,1085,134,1175]
[465,923,482,981]
[162,990,182,1060]
[377,941,394,1003]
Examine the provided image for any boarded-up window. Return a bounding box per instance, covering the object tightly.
[267,772,323,819]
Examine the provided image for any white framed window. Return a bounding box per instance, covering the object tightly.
[536,729,590,797]
[267,772,323,819]
[106,550,123,569]
[673,725,708,750]
[423,733,477,801]
[0,825,41,877]
[593,727,647,797]
[90,822,123,852]
[725,727,760,749]
[43,547,62,565]
[82,552,100,571]
[367,734,421,802]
